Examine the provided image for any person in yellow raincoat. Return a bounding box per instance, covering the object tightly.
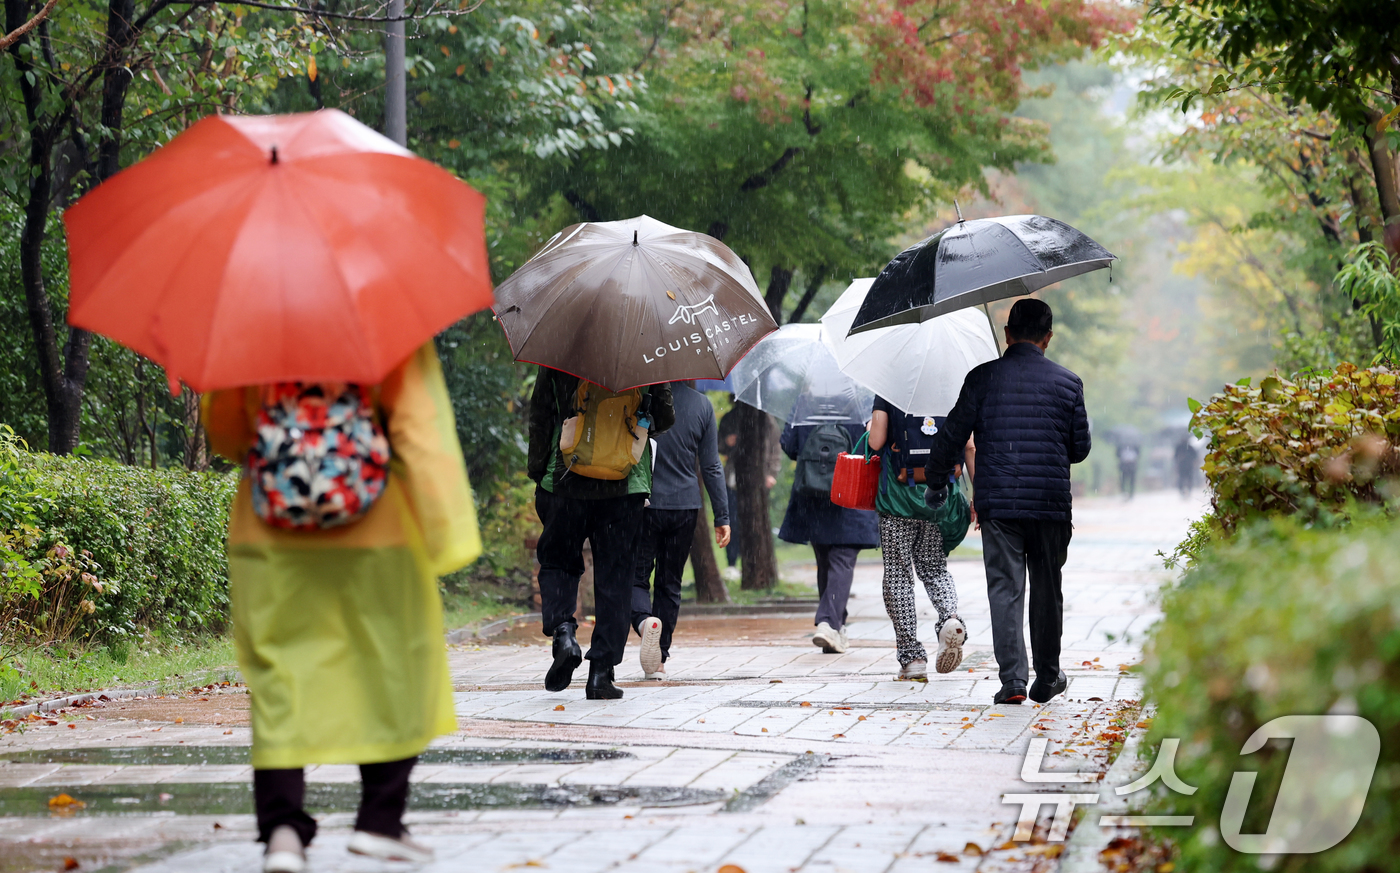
[203,343,478,872]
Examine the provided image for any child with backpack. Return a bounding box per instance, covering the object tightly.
[868,395,974,680]
[777,411,879,654]
[527,367,675,699]
[201,343,481,872]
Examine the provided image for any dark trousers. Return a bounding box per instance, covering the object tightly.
[812,544,861,631]
[535,487,646,667]
[630,508,699,661]
[724,487,741,566]
[981,518,1073,689]
[1119,462,1137,497]
[253,756,416,845]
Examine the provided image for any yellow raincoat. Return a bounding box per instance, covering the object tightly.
[203,343,479,769]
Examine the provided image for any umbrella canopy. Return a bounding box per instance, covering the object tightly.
[821,278,999,416]
[730,323,873,425]
[64,109,492,391]
[493,216,776,391]
[849,214,1115,334]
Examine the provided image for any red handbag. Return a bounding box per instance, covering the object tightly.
[830,432,880,511]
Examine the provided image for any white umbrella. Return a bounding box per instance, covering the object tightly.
[730,323,873,424]
[821,278,999,416]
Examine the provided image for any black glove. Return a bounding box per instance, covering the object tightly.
[924,484,948,509]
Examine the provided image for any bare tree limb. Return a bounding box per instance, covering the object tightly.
[165,0,482,23]
[0,0,58,51]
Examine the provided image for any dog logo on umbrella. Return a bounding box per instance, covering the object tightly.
[667,294,720,326]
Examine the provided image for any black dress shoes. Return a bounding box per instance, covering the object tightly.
[585,661,624,700]
[993,684,1027,705]
[544,625,582,693]
[1029,669,1068,703]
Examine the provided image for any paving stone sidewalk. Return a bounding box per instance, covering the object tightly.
[0,491,1203,873]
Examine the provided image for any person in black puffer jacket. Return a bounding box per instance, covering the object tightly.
[925,298,1091,706]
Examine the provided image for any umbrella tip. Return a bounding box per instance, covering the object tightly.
[270,145,279,165]
[633,230,638,246]
[954,199,964,223]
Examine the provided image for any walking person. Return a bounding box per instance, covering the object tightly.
[778,412,879,654]
[632,381,731,679]
[528,367,674,699]
[868,396,973,680]
[925,299,1091,705]
[202,344,481,871]
[1116,441,1139,499]
[1174,435,1198,497]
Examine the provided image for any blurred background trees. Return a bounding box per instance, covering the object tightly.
[3,0,1398,585]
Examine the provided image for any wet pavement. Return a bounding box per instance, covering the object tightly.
[0,491,1203,873]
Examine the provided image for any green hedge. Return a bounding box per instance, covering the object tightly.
[1142,517,1400,871]
[2,432,236,646]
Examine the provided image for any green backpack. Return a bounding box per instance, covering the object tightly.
[794,423,852,496]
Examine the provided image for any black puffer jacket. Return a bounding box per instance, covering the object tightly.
[925,343,1091,521]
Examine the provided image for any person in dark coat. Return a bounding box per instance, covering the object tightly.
[925,299,1091,705]
[779,418,880,654]
[528,368,675,700]
[632,381,730,680]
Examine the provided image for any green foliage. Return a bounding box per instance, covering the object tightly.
[1,437,236,649]
[1141,516,1400,873]
[1189,363,1400,534]
[1336,241,1400,364]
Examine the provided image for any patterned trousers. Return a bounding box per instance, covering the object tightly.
[879,514,959,666]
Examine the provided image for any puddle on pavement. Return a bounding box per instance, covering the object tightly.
[0,781,724,817]
[1,745,632,767]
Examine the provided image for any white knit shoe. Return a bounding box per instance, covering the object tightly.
[263,825,305,873]
[347,830,434,863]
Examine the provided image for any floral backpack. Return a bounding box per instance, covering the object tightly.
[247,383,391,531]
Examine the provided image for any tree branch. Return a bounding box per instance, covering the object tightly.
[633,0,682,73]
[740,146,801,192]
[164,0,482,23]
[563,189,601,222]
[0,0,57,51]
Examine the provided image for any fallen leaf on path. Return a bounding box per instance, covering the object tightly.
[761,727,768,732]
[63,858,79,871]
[769,679,783,684]
[961,724,973,730]
[998,841,1019,850]
[174,717,183,724]
[858,715,867,721]
[223,730,233,735]
[988,714,1004,718]
[67,724,76,729]
[504,861,547,869]
[832,733,845,738]
[718,865,748,873]
[963,842,984,855]
[1087,697,1103,702]
[935,852,959,862]
[48,794,84,811]
[553,705,565,711]
[800,701,812,707]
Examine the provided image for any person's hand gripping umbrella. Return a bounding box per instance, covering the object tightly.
[63,109,494,391]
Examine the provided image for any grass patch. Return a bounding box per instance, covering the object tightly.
[441,577,533,629]
[1,635,238,710]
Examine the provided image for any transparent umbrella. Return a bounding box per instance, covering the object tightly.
[821,278,999,416]
[730,323,873,424]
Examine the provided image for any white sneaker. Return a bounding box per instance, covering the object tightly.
[839,625,849,650]
[638,616,664,677]
[263,825,305,873]
[899,659,928,681]
[721,566,740,581]
[347,830,434,863]
[812,621,846,654]
[644,661,667,681]
[935,617,966,673]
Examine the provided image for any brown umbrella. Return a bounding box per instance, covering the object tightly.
[493,215,776,390]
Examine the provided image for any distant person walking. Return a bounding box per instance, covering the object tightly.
[926,299,1091,705]
[203,344,481,870]
[528,368,674,700]
[868,396,972,680]
[779,415,879,654]
[1116,441,1139,499]
[1174,435,1198,497]
[632,381,731,679]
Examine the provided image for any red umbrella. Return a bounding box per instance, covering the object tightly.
[64,109,493,392]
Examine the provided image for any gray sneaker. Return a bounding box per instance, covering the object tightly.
[812,622,846,653]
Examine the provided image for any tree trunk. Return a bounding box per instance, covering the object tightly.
[764,265,793,321]
[689,463,728,603]
[183,387,208,471]
[1362,108,1400,254]
[734,403,778,590]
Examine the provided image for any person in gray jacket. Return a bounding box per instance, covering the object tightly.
[632,381,731,679]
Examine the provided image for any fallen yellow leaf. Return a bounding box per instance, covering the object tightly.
[553,704,565,711]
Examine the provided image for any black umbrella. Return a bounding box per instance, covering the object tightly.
[849,213,1115,335]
